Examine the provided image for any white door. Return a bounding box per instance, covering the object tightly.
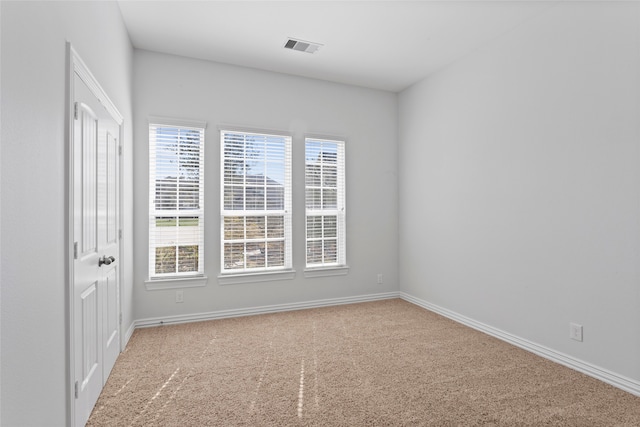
[73,69,121,426]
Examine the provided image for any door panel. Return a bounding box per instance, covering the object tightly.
[103,265,119,378]
[100,121,120,382]
[81,106,98,256]
[73,69,121,426]
[107,132,118,245]
[74,98,104,426]
[80,282,100,392]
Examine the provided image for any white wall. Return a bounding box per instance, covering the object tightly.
[399,2,640,383]
[133,50,398,321]
[0,3,3,421]
[0,2,133,425]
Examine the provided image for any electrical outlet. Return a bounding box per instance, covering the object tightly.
[569,322,583,342]
[377,274,383,284]
[176,290,184,303]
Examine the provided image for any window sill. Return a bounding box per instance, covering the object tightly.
[218,269,296,285]
[145,275,208,290]
[304,265,350,278]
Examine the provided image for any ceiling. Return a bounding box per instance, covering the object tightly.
[117,1,557,92]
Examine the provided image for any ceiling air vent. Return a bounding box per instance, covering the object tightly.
[284,38,322,54]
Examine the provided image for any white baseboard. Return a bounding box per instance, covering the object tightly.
[400,292,640,397]
[123,321,136,348]
[135,291,400,328]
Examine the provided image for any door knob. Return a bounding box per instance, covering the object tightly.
[98,255,115,267]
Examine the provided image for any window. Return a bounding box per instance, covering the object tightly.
[305,138,346,268]
[148,121,205,279]
[221,130,292,274]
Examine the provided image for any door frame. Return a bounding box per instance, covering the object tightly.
[66,42,124,427]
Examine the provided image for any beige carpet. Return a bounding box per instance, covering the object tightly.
[87,299,640,426]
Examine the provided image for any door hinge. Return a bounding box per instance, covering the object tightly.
[118,145,122,156]
[74,102,78,120]
[118,229,122,240]
[73,242,78,259]
[74,380,79,399]
[119,313,123,325]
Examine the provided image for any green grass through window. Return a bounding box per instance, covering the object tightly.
[156,217,199,227]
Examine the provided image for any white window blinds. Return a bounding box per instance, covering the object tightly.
[305,138,346,267]
[221,130,292,273]
[149,122,205,278]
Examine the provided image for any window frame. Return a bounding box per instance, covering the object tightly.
[219,128,294,283]
[304,137,348,275]
[147,118,207,288]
